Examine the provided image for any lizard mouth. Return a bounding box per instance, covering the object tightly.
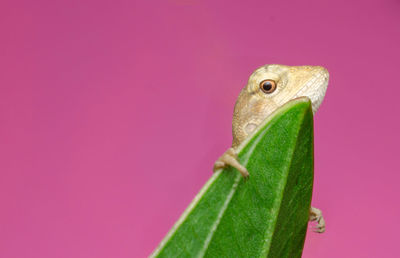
[294,68,329,113]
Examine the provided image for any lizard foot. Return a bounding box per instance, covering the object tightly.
[309,206,325,233]
[213,147,249,179]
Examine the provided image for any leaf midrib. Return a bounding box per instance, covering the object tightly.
[260,108,306,257]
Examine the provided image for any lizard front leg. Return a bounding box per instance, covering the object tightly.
[213,147,249,178]
[309,206,325,233]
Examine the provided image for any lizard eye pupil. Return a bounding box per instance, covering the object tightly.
[263,83,272,91]
[260,80,277,94]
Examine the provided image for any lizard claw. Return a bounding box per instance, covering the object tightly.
[213,147,249,179]
[309,207,325,233]
[213,161,225,171]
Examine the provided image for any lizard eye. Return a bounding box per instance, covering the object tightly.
[260,80,277,94]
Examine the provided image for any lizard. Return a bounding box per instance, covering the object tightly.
[213,64,329,233]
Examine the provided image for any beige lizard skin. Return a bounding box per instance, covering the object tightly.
[213,64,329,232]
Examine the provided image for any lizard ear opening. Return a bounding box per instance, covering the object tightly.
[260,80,277,94]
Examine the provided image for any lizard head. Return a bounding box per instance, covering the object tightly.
[232,64,329,147]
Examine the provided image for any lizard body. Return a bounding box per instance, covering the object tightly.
[213,64,329,232]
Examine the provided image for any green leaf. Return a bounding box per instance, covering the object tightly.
[151,97,314,258]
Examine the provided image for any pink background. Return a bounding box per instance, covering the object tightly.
[1,0,399,257]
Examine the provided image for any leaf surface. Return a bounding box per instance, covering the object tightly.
[152,97,314,258]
